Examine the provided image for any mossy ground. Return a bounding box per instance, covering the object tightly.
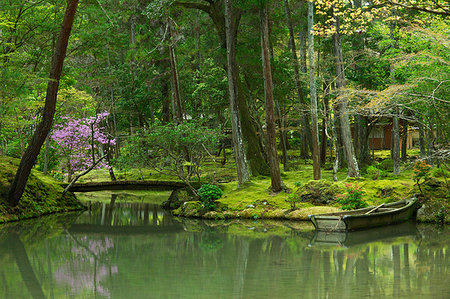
[170,150,449,223]
[42,148,450,224]
[0,156,85,223]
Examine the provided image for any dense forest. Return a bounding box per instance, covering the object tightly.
[0,0,449,213]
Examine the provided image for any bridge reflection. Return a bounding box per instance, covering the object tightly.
[71,199,185,235]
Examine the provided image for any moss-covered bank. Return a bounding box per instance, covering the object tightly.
[169,174,450,224]
[0,157,85,223]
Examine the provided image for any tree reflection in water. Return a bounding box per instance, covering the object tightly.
[0,198,449,298]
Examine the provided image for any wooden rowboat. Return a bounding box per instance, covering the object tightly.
[308,197,420,232]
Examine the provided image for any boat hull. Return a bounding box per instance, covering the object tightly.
[309,198,419,232]
[310,221,418,247]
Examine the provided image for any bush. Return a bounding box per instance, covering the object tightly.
[366,165,383,180]
[335,184,367,210]
[136,121,222,188]
[285,192,300,209]
[198,184,223,210]
[378,159,394,171]
[432,167,450,178]
[413,160,431,193]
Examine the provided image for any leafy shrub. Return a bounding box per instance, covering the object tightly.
[294,181,302,188]
[378,159,394,171]
[49,170,64,182]
[198,184,223,210]
[285,192,300,209]
[413,160,431,193]
[366,165,383,180]
[432,167,449,178]
[335,184,367,210]
[135,121,221,191]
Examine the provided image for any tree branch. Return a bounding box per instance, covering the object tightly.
[387,1,450,16]
[62,155,107,195]
[173,1,211,14]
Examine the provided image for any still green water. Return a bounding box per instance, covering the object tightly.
[0,194,449,299]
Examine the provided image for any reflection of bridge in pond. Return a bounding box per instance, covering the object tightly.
[70,201,185,235]
[68,224,184,235]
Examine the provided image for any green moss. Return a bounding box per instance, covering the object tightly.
[0,156,85,223]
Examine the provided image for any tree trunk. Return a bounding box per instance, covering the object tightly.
[392,108,401,175]
[418,120,426,158]
[168,20,183,124]
[260,4,282,192]
[176,0,269,176]
[320,82,329,165]
[161,77,171,124]
[276,101,289,171]
[299,1,311,158]
[332,11,359,177]
[106,45,119,158]
[8,0,79,206]
[401,118,408,161]
[334,104,346,168]
[7,234,46,299]
[307,1,321,180]
[236,77,270,176]
[283,0,310,159]
[357,115,371,166]
[225,0,250,185]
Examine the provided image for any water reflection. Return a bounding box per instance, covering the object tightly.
[0,197,450,298]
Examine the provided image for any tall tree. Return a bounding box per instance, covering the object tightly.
[167,19,183,123]
[307,0,321,180]
[225,0,250,185]
[8,0,79,206]
[332,6,360,178]
[175,0,270,176]
[260,2,282,192]
[283,0,310,159]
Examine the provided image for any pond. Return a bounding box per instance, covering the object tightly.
[0,192,449,298]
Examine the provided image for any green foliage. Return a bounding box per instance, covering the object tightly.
[131,121,221,186]
[198,184,223,211]
[432,167,450,178]
[335,184,367,210]
[436,206,447,224]
[285,192,300,210]
[366,165,383,180]
[413,160,432,193]
[199,231,224,253]
[378,159,394,171]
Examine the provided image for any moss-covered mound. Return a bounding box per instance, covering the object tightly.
[168,173,449,224]
[0,156,85,223]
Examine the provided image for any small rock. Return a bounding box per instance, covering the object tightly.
[246,204,255,208]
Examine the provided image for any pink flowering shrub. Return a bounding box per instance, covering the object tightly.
[51,112,115,181]
[335,183,367,210]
